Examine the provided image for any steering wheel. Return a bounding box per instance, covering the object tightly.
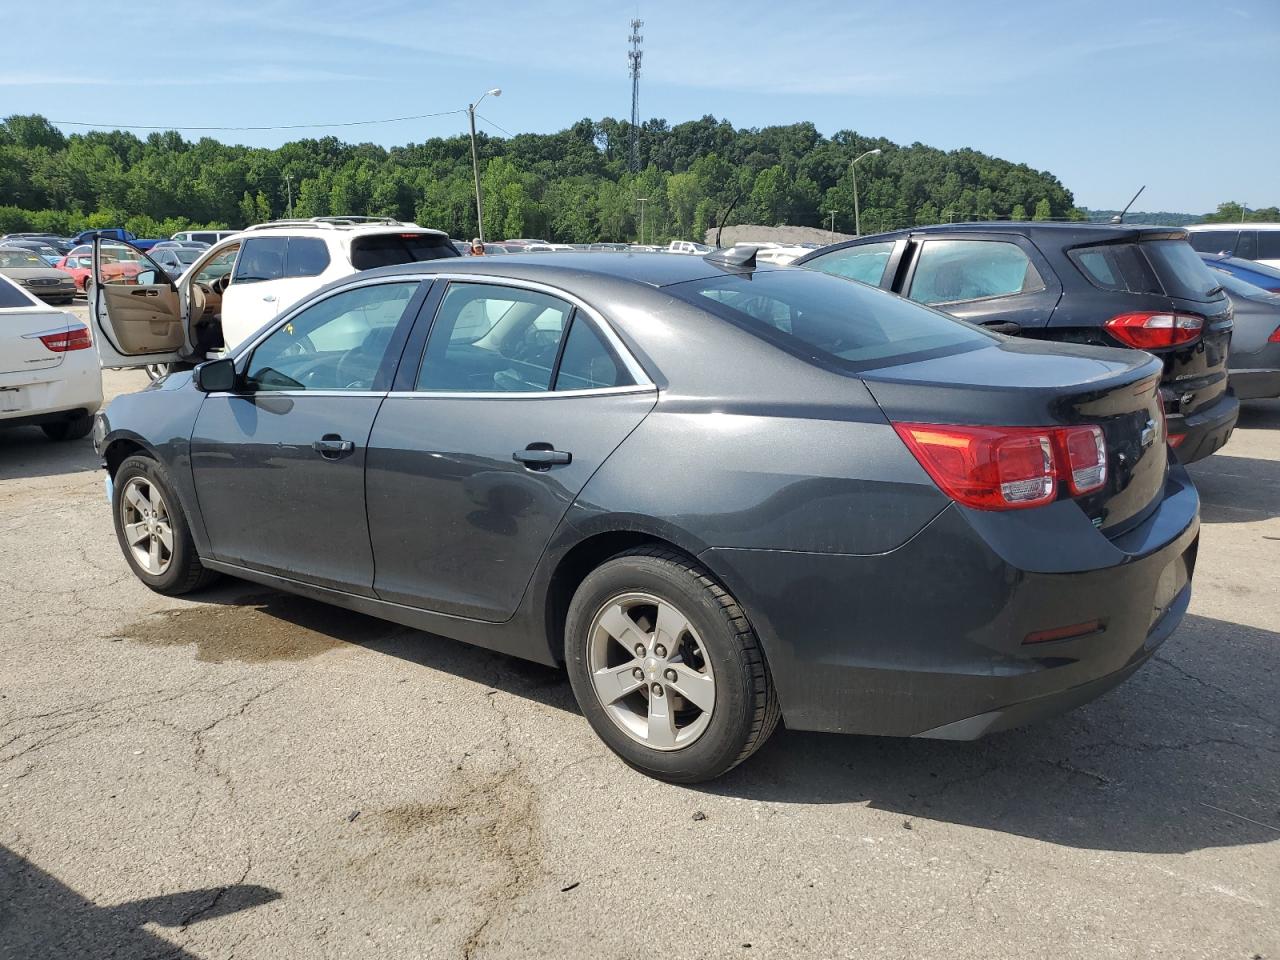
[211,273,232,295]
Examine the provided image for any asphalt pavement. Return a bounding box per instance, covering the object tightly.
[1,329,1277,959]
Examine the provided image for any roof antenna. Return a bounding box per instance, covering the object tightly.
[1111,185,1146,223]
[703,245,757,269]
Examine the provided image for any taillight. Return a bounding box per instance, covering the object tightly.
[893,422,1108,511]
[38,326,92,352]
[1269,325,1280,343]
[1104,312,1203,349]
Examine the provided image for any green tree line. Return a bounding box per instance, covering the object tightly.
[2,112,1088,242]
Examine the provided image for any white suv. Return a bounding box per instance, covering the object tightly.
[90,218,457,371]
[1185,223,1280,269]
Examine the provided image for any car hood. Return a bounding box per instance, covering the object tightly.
[0,267,73,280]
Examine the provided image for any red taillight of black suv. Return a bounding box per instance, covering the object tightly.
[1104,312,1204,349]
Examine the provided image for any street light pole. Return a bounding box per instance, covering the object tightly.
[850,148,881,237]
[636,197,650,245]
[468,87,502,243]
[828,209,837,240]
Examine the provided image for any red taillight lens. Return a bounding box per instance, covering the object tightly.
[894,422,1112,511]
[1060,425,1107,494]
[1168,433,1187,448]
[1104,312,1203,349]
[1269,325,1280,344]
[38,326,92,352]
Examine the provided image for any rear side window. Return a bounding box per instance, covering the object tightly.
[1257,232,1280,261]
[234,237,287,283]
[1142,240,1221,302]
[667,269,994,371]
[1235,231,1258,260]
[285,237,330,277]
[801,240,895,286]
[554,318,634,390]
[1068,243,1160,294]
[0,274,37,308]
[908,239,1044,305]
[350,233,460,270]
[1186,230,1237,255]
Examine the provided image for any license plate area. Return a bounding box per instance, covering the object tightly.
[0,386,25,412]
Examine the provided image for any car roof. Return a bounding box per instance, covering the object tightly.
[352,251,788,289]
[1185,222,1280,231]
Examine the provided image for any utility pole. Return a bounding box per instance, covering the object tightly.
[850,148,881,236]
[636,197,650,245]
[284,174,293,219]
[828,209,837,240]
[628,19,644,173]
[467,87,502,242]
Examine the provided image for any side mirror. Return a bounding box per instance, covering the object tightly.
[193,357,237,393]
[135,269,158,286]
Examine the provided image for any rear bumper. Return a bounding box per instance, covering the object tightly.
[702,463,1200,738]
[1168,391,1238,463]
[1228,368,1280,401]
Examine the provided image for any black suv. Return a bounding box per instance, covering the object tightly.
[795,223,1237,462]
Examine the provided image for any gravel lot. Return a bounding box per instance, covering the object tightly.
[2,317,1278,959]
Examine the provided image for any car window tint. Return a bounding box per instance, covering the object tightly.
[0,275,37,308]
[802,240,895,286]
[908,239,1044,305]
[668,269,993,370]
[285,237,330,278]
[245,282,418,392]
[1256,232,1280,260]
[416,283,572,392]
[1186,230,1238,255]
[350,233,459,270]
[1068,243,1160,294]
[233,237,287,283]
[554,317,634,390]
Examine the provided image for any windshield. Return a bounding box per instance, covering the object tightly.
[173,248,201,264]
[667,268,995,371]
[0,249,46,267]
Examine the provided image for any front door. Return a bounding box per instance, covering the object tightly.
[191,278,427,593]
[92,238,184,368]
[366,280,656,620]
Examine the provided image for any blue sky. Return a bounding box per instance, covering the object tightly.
[1,0,1276,213]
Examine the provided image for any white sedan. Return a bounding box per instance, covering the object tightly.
[0,275,102,441]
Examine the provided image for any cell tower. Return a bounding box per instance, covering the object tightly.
[628,18,643,173]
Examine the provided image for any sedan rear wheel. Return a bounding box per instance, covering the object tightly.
[112,454,218,595]
[566,547,780,782]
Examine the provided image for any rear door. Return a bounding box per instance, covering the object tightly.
[92,238,183,368]
[898,233,1062,331]
[366,279,656,620]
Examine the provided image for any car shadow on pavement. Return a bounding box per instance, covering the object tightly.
[696,613,1280,855]
[1187,453,1280,524]
[0,844,279,959]
[1235,399,1280,430]
[0,426,99,482]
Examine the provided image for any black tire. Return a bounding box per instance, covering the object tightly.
[565,546,780,783]
[111,454,219,595]
[41,414,93,441]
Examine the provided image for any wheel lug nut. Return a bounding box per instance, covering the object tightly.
[632,668,644,680]
[654,644,666,658]
[664,668,677,682]
[634,644,646,658]
[651,683,663,696]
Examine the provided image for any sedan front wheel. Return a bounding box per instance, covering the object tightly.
[112,455,218,595]
[566,547,780,782]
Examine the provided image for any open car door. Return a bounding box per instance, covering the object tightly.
[92,237,185,369]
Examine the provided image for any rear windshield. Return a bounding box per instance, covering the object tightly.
[350,233,460,270]
[1142,240,1222,302]
[666,269,994,371]
[0,275,37,307]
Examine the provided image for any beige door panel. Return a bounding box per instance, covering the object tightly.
[100,282,184,354]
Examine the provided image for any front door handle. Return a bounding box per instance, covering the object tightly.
[313,435,355,459]
[513,443,572,469]
[262,294,277,302]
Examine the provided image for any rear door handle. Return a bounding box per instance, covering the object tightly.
[513,444,571,469]
[313,435,355,459]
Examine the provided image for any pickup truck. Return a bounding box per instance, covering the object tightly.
[71,228,162,251]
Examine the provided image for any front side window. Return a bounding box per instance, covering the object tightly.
[416,283,573,392]
[245,282,419,391]
[285,237,331,277]
[668,268,994,370]
[908,239,1044,305]
[801,240,896,286]
[233,237,287,284]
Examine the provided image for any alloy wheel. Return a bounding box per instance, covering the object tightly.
[119,476,174,576]
[586,592,716,750]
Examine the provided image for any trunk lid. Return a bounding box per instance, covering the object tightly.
[861,339,1167,534]
[0,295,66,375]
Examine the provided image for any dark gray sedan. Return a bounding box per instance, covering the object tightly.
[94,252,1200,782]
